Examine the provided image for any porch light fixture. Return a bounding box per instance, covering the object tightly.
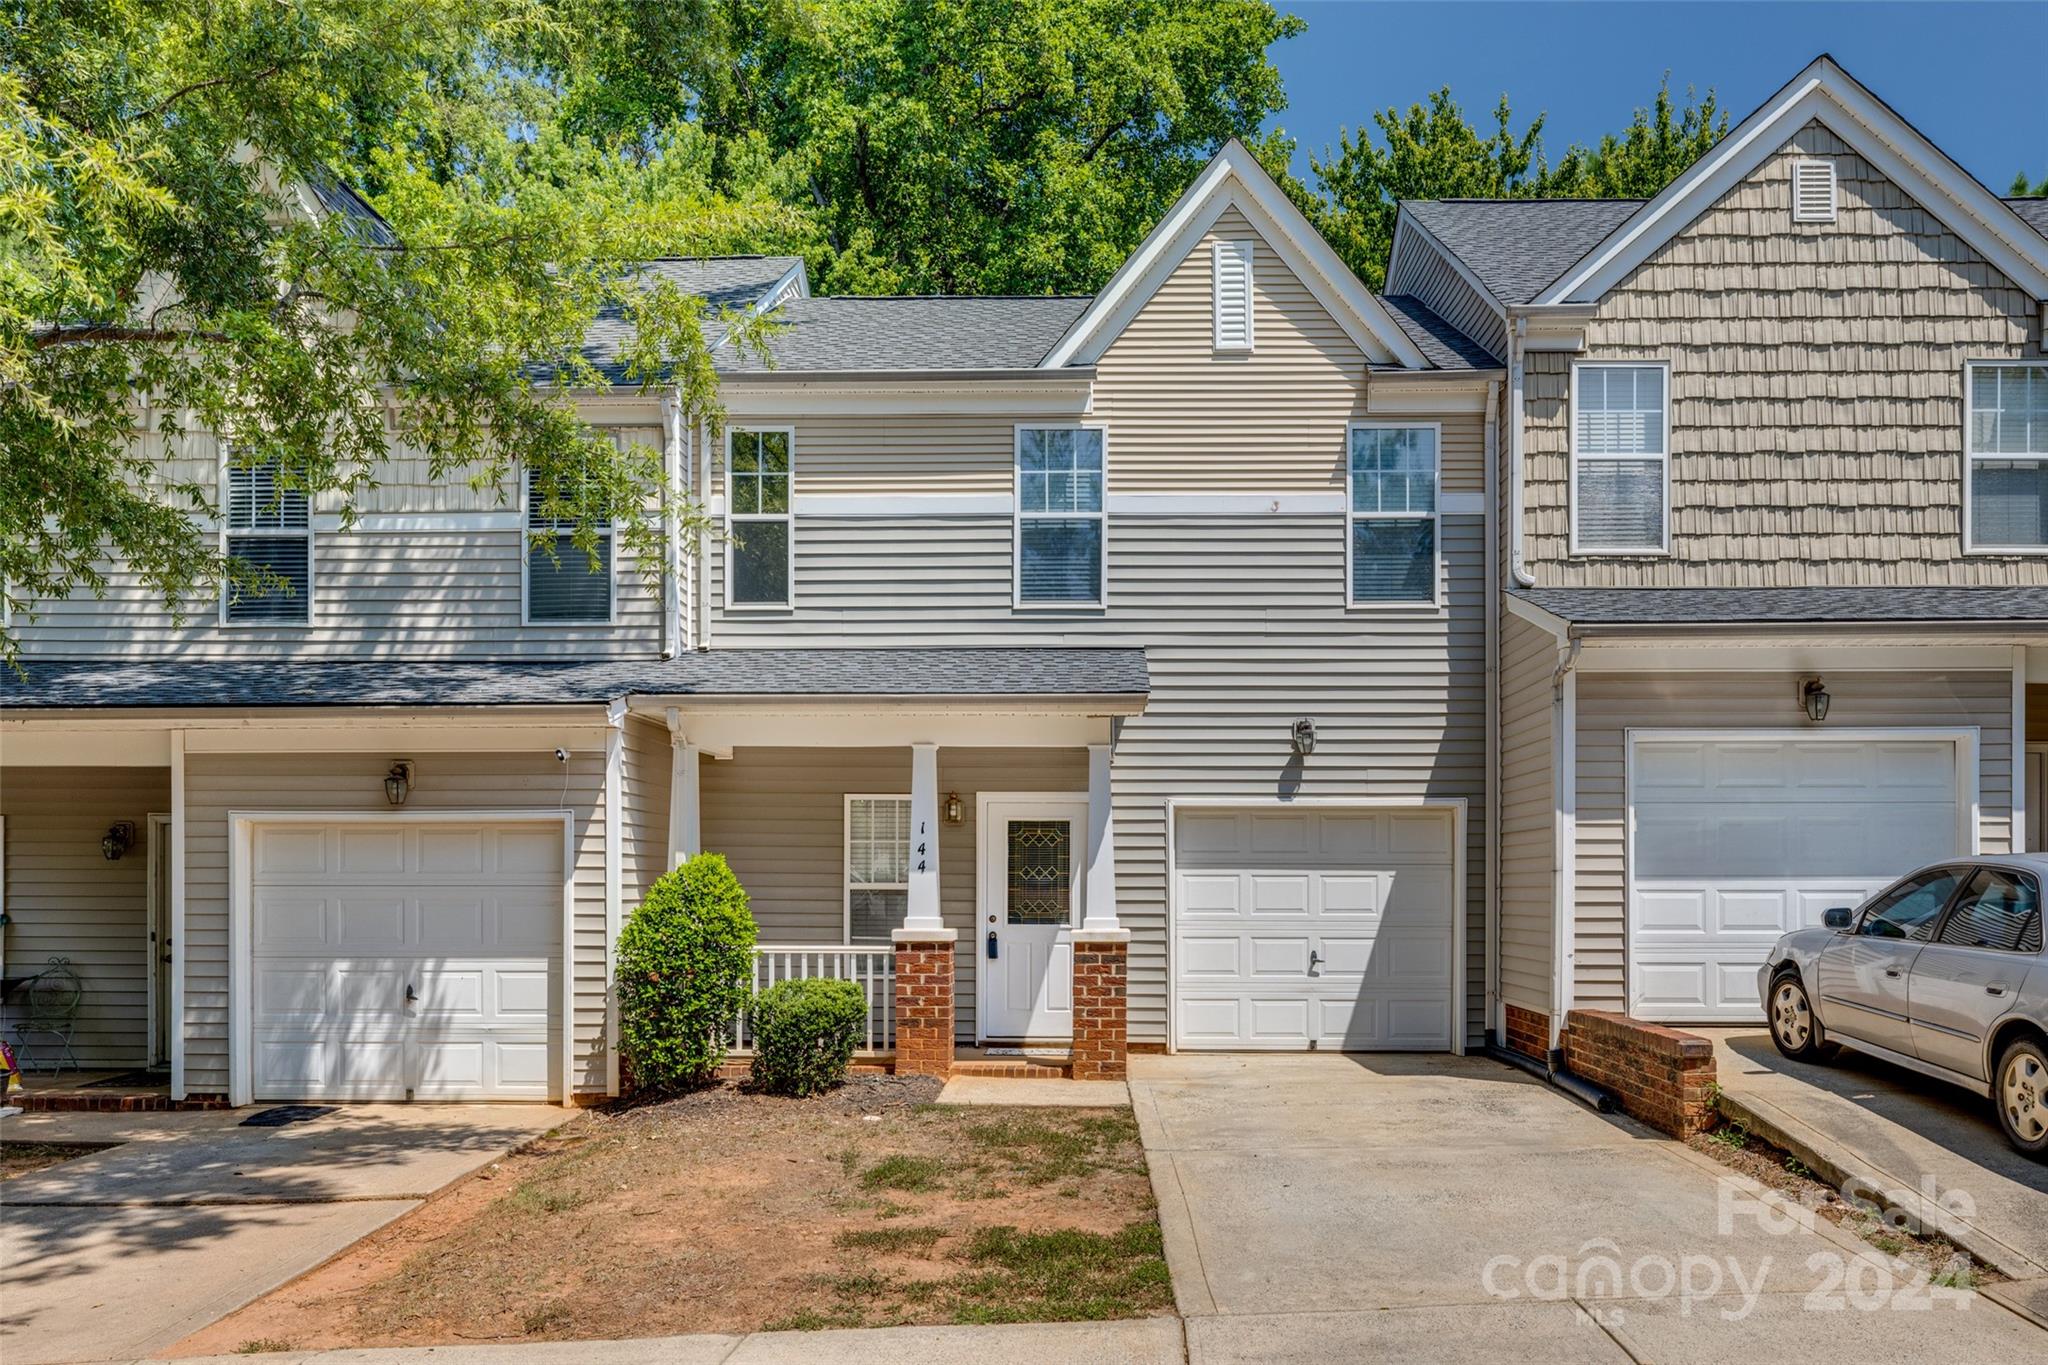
[384,760,416,806]
[943,791,963,824]
[1799,678,1831,724]
[101,821,135,861]
[1291,717,1317,756]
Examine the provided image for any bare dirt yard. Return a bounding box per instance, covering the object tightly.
[0,1141,109,1181]
[170,1075,1168,1355]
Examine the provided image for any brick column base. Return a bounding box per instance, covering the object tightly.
[1562,1010,1718,1138]
[892,932,957,1078]
[1071,931,1129,1082]
[1503,1003,1551,1062]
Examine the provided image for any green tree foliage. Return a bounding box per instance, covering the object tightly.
[1305,79,1729,290]
[748,977,868,1096]
[2012,171,2048,197]
[616,853,760,1091]
[0,0,805,664]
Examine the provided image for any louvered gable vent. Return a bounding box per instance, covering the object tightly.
[1212,238,1255,350]
[1791,160,1837,223]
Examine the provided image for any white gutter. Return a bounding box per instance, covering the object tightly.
[1483,378,1503,1041]
[1509,315,1535,588]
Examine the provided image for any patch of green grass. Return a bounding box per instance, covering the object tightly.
[233,1341,295,1355]
[837,1143,864,1175]
[509,1182,592,1215]
[1933,1260,1978,1291]
[761,1308,865,1332]
[860,1154,947,1192]
[1783,1156,1812,1178]
[942,1221,1173,1324]
[963,1113,1140,1187]
[1707,1120,1749,1152]
[1868,1232,1910,1256]
[834,1225,945,1254]
[520,1303,575,1335]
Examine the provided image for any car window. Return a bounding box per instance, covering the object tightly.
[1857,868,1965,941]
[1938,868,2043,953]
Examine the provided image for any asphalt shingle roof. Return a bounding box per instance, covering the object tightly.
[2007,197,2048,241]
[716,295,1095,374]
[1404,199,1645,305]
[571,257,802,381]
[0,648,1150,710]
[1512,586,2048,627]
[1378,294,1503,369]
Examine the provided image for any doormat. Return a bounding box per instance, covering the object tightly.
[240,1105,338,1128]
[980,1048,1070,1058]
[84,1069,172,1088]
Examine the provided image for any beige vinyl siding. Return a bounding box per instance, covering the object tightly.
[699,747,1088,1043]
[621,716,673,908]
[17,424,668,661]
[1571,668,2013,1012]
[1497,614,1556,1014]
[1386,227,1507,362]
[1522,121,2046,587]
[707,512,1488,1046]
[179,750,608,1097]
[720,415,1017,498]
[1091,206,1369,493]
[0,767,171,1067]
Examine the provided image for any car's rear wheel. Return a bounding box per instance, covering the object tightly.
[1994,1036,2048,1161]
[1768,971,1833,1062]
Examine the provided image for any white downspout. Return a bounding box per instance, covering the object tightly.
[1549,636,1581,1054]
[1483,379,1502,1044]
[696,420,713,652]
[1509,315,1535,588]
[660,392,683,659]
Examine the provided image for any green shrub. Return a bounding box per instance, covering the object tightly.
[749,977,868,1097]
[615,853,757,1091]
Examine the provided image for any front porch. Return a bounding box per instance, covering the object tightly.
[652,695,1143,1082]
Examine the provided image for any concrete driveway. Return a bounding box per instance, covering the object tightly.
[1131,1052,2048,1362]
[1705,1027,2048,1279]
[1,1103,562,1365]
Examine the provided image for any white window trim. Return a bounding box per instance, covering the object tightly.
[1212,238,1255,351]
[1568,359,1673,557]
[519,468,617,626]
[1012,422,1109,611]
[723,425,796,612]
[218,450,315,628]
[844,793,912,944]
[1345,420,1444,610]
[1790,159,1838,223]
[1962,359,2048,556]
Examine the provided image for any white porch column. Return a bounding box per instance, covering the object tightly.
[1081,742,1120,932]
[667,709,700,865]
[903,742,944,930]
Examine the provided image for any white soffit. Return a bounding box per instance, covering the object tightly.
[1536,56,2048,305]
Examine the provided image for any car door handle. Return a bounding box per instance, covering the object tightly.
[1884,967,1902,978]
[1987,984,2008,997]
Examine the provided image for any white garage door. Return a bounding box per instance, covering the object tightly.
[1629,736,1964,1022]
[250,819,562,1101]
[1173,807,1457,1051]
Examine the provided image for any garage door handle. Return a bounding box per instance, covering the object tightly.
[1308,950,1322,972]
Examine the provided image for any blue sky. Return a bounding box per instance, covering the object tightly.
[1266,2,2047,194]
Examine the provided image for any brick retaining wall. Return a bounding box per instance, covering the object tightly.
[1561,1009,1717,1138]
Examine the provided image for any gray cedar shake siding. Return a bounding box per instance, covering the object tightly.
[703,208,1491,1047]
[1522,122,2046,588]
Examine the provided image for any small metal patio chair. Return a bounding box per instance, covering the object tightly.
[12,957,84,1073]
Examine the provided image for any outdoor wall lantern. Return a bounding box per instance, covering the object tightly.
[101,821,135,861]
[943,791,964,824]
[1800,678,1831,724]
[1291,717,1317,756]
[384,760,416,806]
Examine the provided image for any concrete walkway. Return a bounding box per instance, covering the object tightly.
[1704,1027,2048,1279]
[1129,1051,2048,1361]
[1,1103,562,1365]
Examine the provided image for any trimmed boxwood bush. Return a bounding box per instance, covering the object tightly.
[616,853,757,1091]
[749,977,868,1097]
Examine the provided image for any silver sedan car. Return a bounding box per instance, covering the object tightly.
[1757,855,2048,1159]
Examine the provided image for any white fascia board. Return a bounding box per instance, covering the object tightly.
[1502,591,1572,642]
[1539,57,2048,304]
[1041,140,1429,371]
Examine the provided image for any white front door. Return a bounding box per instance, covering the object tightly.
[1627,735,1965,1022]
[978,797,1089,1041]
[249,819,562,1101]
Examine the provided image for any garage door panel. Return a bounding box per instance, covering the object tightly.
[250,819,561,1101]
[1173,807,1455,1052]
[1629,737,1961,1023]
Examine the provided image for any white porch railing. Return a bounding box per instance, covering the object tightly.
[735,945,895,1053]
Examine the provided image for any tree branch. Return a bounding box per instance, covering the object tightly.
[32,325,229,350]
[136,63,287,122]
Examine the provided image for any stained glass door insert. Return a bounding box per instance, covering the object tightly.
[1006,820,1073,925]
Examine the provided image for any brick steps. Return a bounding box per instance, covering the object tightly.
[949,1055,1073,1079]
[12,1091,231,1112]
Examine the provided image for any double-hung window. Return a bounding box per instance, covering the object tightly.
[222,456,312,623]
[1571,362,1669,554]
[1015,426,1105,605]
[1966,362,2048,552]
[727,428,793,607]
[1348,424,1439,605]
[845,796,911,944]
[524,473,613,623]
